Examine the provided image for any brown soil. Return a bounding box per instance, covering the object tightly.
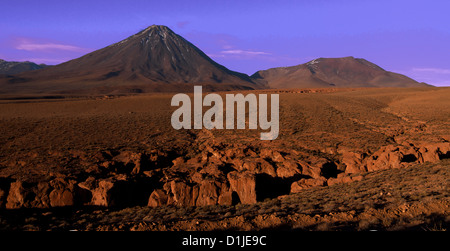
[0,87,449,231]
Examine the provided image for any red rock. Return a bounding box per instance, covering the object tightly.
[84,179,113,206]
[6,181,51,209]
[218,190,234,206]
[196,180,219,206]
[245,148,258,157]
[200,164,224,178]
[2,178,82,209]
[227,171,257,204]
[48,178,77,207]
[272,151,285,162]
[290,177,327,193]
[228,158,244,171]
[340,150,367,174]
[418,142,450,163]
[78,176,128,207]
[260,149,285,162]
[167,180,199,206]
[206,146,223,159]
[242,160,259,172]
[298,160,322,179]
[235,158,277,177]
[276,160,301,178]
[172,157,185,166]
[113,151,143,174]
[366,145,420,172]
[259,159,277,177]
[259,149,272,159]
[225,148,245,159]
[419,146,440,163]
[147,189,168,207]
[5,181,24,209]
[186,156,202,166]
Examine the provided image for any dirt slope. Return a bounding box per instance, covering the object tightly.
[252,57,430,88]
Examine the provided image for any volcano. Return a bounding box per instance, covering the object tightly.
[0,25,257,95]
[251,57,430,88]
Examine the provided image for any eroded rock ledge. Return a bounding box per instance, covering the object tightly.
[0,141,449,209]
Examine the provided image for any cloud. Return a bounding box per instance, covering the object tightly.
[411,68,450,75]
[15,41,88,52]
[401,67,450,87]
[221,49,271,56]
[206,53,225,58]
[177,21,190,29]
[19,58,70,65]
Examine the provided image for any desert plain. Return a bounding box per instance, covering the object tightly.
[0,87,448,231]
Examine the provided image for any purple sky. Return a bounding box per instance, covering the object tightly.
[1,0,449,86]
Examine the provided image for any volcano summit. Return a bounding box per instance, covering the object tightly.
[0,25,258,95]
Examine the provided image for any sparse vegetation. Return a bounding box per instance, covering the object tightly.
[0,88,449,231]
[0,160,448,231]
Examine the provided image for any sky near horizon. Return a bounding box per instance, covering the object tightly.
[1,0,449,86]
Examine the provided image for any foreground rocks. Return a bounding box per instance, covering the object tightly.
[2,159,448,231]
[340,142,450,173]
[0,140,448,209]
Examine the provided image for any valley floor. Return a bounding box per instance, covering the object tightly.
[0,87,449,231]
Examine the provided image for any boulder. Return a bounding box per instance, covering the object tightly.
[259,159,277,177]
[147,189,168,207]
[6,180,51,209]
[366,145,419,172]
[260,149,285,162]
[217,190,234,206]
[276,160,301,178]
[227,171,257,204]
[290,177,327,193]
[172,157,185,166]
[167,180,199,206]
[78,175,134,207]
[48,178,77,207]
[236,158,276,177]
[113,151,144,174]
[298,160,322,179]
[196,180,220,206]
[340,151,367,174]
[418,142,450,163]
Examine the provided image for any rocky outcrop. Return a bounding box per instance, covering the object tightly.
[1,141,448,209]
[340,142,450,174]
[228,171,257,204]
[418,142,450,163]
[5,178,80,209]
[291,177,327,193]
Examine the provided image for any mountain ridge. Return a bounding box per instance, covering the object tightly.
[0,27,432,96]
[0,25,258,95]
[0,59,49,75]
[251,56,430,88]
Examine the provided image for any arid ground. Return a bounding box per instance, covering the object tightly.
[0,87,449,231]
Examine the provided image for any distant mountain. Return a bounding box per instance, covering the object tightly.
[252,57,430,88]
[0,25,258,95]
[0,59,48,75]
